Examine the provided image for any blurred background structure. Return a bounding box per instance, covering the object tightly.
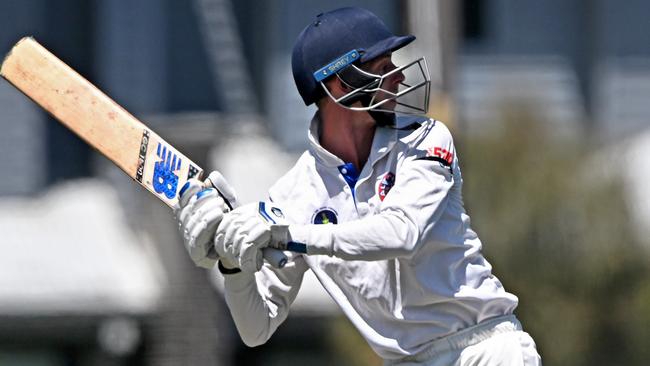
[0,0,649,365]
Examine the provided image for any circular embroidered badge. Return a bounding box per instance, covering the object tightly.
[312,208,338,225]
[378,172,395,201]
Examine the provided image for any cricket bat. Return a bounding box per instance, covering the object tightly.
[0,37,286,268]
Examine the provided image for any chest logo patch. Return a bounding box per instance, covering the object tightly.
[378,172,395,201]
[312,208,338,225]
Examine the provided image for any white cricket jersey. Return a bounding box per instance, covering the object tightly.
[223,114,519,359]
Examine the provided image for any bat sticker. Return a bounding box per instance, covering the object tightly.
[136,129,151,183]
[188,165,200,180]
[138,131,202,205]
[153,143,182,200]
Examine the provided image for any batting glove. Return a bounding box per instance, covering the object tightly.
[175,178,228,269]
[214,202,289,273]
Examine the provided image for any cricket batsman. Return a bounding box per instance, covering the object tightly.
[176,7,542,365]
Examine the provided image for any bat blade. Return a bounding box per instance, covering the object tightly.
[0,37,201,207]
[1,37,288,268]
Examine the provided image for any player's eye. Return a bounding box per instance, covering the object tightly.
[383,63,397,74]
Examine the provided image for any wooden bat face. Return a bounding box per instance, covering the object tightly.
[1,37,202,207]
[0,37,290,268]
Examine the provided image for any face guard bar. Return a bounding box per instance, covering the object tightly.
[319,57,431,115]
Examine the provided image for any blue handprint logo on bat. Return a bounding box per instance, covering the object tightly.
[153,143,182,200]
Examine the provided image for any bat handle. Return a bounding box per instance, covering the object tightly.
[263,248,288,268]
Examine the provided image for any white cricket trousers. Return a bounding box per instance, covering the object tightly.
[384,315,541,366]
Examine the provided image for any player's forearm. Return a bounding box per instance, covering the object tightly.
[223,272,279,347]
[289,209,421,260]
[222,258,306,347]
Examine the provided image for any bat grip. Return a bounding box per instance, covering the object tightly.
[263,248,288,268]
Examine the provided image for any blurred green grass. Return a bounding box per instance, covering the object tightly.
[461,106,650,366]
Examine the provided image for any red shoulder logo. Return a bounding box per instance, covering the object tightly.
[426,146,454,165]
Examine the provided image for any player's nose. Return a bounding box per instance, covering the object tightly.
[386,64,405,86]
[386,70,404,92]
[394,70,405,85]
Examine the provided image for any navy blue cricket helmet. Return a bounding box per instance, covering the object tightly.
[291,7,417,106]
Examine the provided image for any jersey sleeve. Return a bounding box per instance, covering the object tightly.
[223,250,309,347]
[292,121,457,260]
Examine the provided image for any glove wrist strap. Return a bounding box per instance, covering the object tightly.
[218,261,242,275]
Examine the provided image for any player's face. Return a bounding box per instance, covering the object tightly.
[361,54,405,110]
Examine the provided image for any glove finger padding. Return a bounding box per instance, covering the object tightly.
[213,201,284,273]
[177,179,205,209]
[180,188,228,269]
[187,194,226,261]
[213,212,244,269]
[239,221,272,273]
[181,188,219,230]
[214,211,258,260]
[182,188,217,230]
[214,211,240,255]
[188,205,225,253]
[177,187,211,231]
